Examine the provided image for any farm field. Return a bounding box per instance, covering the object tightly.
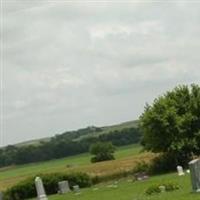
[0,144,153,191]
[34,173,199,200]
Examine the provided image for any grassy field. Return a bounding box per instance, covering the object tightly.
[35,173,199,200]
[0,144,154,191]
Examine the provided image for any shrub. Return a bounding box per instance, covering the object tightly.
[132,161,150,174]
[3,172,92,200]
[148,153,177,174]
[90,142,116,163]
[145,182,180,195]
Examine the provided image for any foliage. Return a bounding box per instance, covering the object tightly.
[132,161,150,174]
[140,84,200,166]
[3,172,91,200]
[145,182,180,195]
[0,127,141,167]
[90,142,116,163]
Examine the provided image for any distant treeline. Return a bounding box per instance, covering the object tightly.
[0,127,141,167]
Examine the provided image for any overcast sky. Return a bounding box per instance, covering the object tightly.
[1,1,200,146]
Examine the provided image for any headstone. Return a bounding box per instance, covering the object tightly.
[73,185,80,193]
[177,165,185,176]
[189,158,200,192]
[58,181,70,194]
[35,177,48,200]
[159,185,166,192]
[0,192,3,200]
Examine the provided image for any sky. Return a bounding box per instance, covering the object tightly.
[1,1,200,146]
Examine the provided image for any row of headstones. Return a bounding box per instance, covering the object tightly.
[0,158,199,200]
[0,178,80,200]
[35,177,80,200]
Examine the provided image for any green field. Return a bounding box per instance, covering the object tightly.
[0,144,145,191]
[33,173,198,200]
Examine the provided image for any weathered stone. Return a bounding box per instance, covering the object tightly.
[35,177,48,200]
[73,185,80,193]
[58,180,70,194]
[0,192,3,200]
[189,158,200,192]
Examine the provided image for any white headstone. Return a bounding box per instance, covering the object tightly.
[177,165,185,176]
[35,177,48,200]
[189,158,200,192]
[58,181,70,194]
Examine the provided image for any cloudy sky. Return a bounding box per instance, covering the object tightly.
[1,1,200,146]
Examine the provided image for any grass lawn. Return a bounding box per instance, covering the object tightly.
[0,144,145,191]
[45,173,199,200]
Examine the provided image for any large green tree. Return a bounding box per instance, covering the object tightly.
[140,84,200,165]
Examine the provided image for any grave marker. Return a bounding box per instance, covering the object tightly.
[73,185,80,193]
[177,165,185,176]
[35,177,48,200]
[58,181,70,194]
[189,158,200,192]
[0,192,3,200]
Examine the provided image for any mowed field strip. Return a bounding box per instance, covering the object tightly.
[0,144,155,191]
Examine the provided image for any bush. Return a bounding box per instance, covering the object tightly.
[132,154,178,176]
[3,172,92,200]
[145,182,180,195]
[148,153,177,174]
[132,161,150,174]
[90,142,116,163]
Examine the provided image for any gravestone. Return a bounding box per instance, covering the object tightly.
[35,177,48,200]
[159,185,166,193]
[189,158,200,192]
[58,180,70,194]
[177,165,185,176]
[73,185,80,193]
[0,192,3,200]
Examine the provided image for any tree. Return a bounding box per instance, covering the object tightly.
[140,84,200,166]
[90,142,116,163]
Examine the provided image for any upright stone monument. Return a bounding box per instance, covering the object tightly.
[73,185,80,193]
[177,165,185,176]
[58,180,70,194]
[35,177,48,200]
[0,191,3,200]
[189,158,200,192]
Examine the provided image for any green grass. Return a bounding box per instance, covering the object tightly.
[0,144,143,191]
[42,173,199,200]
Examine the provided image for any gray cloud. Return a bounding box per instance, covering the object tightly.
[1,1,200,146]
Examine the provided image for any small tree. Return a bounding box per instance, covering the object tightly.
[90,142,116,163]
[140,84,200,167]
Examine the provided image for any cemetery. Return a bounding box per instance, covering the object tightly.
[0,86,199,200]
[27,165,200,200]
[2,0,200,198]
[0,146,199,200]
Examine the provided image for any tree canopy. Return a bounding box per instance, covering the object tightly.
[140,84,200,165]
